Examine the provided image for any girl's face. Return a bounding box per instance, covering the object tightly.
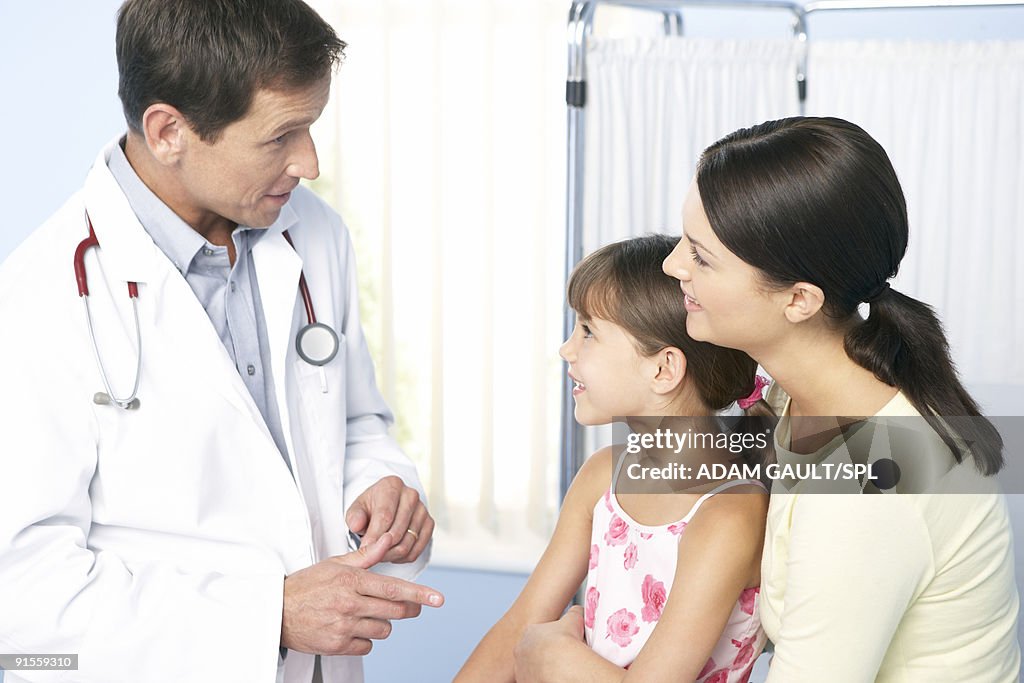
[558,315,658,425]
[662,180,784,355]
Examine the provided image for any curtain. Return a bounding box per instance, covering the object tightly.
[583,37,803,252]
[805,40,1024,394]
[583,36,1024,408]
[307,0,570,571]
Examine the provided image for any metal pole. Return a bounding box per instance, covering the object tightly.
[662,9,685,34]
[793,13,808,112]
[561,1,597,503]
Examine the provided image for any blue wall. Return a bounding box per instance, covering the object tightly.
[363,567,528,682]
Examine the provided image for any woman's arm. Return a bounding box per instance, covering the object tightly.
[514,486,769,683]
[454,447,614,682]
[764,495,930,682]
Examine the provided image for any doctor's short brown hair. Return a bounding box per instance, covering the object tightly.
[116,0,344,142]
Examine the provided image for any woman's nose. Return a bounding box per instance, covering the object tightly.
[663,250,691,282]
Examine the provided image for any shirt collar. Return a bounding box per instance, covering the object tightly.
[106,137,268,275]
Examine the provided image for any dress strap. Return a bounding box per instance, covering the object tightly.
[610,449,629,496]
[681,479,766,524]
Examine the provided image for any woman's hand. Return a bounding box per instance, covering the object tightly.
[513,607,586,683]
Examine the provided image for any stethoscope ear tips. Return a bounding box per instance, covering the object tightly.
[296,322,340,366]
[93,392,141,410]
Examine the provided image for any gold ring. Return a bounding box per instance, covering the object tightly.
[405,528,419,539]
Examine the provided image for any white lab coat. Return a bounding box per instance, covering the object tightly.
[0,140,429,683]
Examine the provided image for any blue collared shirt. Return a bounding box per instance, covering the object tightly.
[107,139,290,469]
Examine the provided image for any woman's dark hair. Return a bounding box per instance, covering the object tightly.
[696,116,1002,475]
[116,0,345,142]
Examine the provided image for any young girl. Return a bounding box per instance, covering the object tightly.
[456,234,772,683]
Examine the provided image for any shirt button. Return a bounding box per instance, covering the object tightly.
[203,247,215,256]
[247,364,256,376]
[230,282,236,293]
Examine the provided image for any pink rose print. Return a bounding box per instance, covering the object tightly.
[605,608,639,647]
[584,586,599,629]
[589,544,600,570]
[697,657,717,678]
[703,669,731,683]
[731,633,761,669]
[604,514,629,546]
[623,543,638,570]
[739,586,759,615]
[667,521,686,536]
[639,531,653,540]
[603,488,614,512]
[640,574,667,623]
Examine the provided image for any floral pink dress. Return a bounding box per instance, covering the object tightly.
[584,475,767,682]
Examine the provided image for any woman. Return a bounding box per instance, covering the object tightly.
[514,117,1019,681]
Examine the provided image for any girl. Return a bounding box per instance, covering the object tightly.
[457,234,772,683]
[516,117,1019,682]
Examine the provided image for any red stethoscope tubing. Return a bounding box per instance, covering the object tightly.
[75,214,139,299]
[282,230,316,325]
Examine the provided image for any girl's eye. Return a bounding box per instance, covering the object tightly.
[690,246,708,268]
[581,324,593,338]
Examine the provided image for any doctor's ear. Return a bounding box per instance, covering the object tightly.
[782,282,826,323]
[139,103,190,165]
[650,346,687,395]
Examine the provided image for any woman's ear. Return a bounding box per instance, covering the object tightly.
[783,281,826,323]
[650,346,687,396]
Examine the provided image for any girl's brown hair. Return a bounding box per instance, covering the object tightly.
[568,234,768,416]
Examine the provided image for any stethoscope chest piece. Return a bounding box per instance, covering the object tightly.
[296,322,339,366]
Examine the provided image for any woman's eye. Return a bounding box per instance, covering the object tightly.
[581,324,593,338]
[690,246,708,267]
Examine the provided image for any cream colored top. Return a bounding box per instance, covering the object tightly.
[760,386,1020,682]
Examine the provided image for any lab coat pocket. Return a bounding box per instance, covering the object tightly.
[289,332,348,559]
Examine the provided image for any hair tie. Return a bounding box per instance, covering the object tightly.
[738,374,770,410]
[864,281,891,304]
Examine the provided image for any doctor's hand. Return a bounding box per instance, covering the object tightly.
[346,475,434,564]
[281,532,444,656]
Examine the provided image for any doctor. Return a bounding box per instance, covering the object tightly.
[0,1,442,681]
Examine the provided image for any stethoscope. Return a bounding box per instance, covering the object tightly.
[75,210,340,410]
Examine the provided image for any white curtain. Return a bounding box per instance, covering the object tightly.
[583,38,802,252]
[585,37,1024,407]
[307,0,570,571]
[804,40,1024,396]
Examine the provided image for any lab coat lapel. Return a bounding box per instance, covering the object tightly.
[83,144,160,286]
[252,206,303,468]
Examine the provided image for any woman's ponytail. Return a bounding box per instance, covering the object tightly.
[845,287,1003,475]
[697,117,1006,476]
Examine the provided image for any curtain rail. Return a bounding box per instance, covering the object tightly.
[559,0,1024,502]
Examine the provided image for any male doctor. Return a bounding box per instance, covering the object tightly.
[0,1,442,681]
